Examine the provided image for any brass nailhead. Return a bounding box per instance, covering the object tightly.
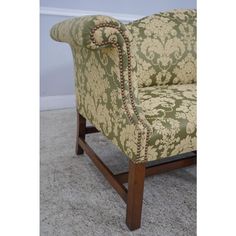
[90,23,149,160]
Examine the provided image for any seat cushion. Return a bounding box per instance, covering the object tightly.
[139,84,196,161]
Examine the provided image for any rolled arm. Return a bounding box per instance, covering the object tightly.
[50,15,133,50]
[50,16,152,163]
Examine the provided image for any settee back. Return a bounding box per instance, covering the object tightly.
[126,9,196,87]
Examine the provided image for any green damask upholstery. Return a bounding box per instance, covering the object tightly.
[50,9,196,163]
[139,84,196,161]
[126,10,196,87]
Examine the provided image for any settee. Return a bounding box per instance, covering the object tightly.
[50,9,196,230]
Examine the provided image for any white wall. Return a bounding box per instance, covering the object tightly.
[40,0,196,110]
[41,0,196,16]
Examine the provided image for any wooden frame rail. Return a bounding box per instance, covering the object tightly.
[78,138,128,203]
[85,126,99,134]
[115,156,196,184]
[75,112,197,230]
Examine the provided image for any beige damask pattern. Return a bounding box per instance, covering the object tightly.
[127,10,196,87]
[139,84,196,160]
[50,9,196,163]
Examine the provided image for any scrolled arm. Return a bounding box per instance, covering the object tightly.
[50,15,153,163]
[50,15,133,50]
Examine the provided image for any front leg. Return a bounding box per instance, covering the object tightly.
[126,160,146,230]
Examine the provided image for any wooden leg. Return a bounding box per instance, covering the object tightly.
[75,112,86,155]
[126,160,146,230]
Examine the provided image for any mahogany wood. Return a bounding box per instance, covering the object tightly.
[85,126,99,134]
[115,155,196,184]
[75,112,197,231]
[78,138,128,203]
[126,161,146,230]
[75,112,86,155]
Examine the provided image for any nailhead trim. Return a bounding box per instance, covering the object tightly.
[90,23,151,162]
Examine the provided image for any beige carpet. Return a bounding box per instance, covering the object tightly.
[40,108,196,236]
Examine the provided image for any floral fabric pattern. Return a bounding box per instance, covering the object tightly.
[139,84,196,160]
[126,9,196,87]
[50,9,196,163]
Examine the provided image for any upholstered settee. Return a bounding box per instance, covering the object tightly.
[51,9,196,230]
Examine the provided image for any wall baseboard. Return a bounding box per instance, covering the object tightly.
[40,7,144,23]
[40,95,76,111]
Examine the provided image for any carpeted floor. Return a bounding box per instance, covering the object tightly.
[40,109,196,236]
